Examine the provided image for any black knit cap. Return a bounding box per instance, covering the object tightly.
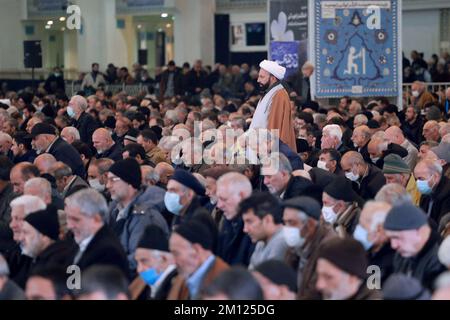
[324,176,358,202]
[317,237,368,279]
[24,206,60,241]
[137,225,169,252]
[109,158,142,190]
[170,169,205,196]
[383,202,428,231]
[255,260,298,293]
[174,220,213,250]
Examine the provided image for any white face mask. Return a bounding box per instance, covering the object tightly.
[345,170,360,182]
[370,156,380,164]
[283,226,305,248]
[322,206,338,224]
[412,90,420,98]
[89,178,105,192]
[317,160,329,171]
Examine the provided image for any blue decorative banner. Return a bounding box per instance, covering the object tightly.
[311,0,401,98]
[270,41,302,78]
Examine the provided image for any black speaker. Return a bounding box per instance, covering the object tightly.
[24,40,42,68]
[138,49,148,65]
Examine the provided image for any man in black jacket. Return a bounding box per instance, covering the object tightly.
[92,128,123,162]
[384,202,446,290]
[401,106,424,146]
[27,123,86,178]
[341,151,386,200]
[216,172,255,267]
[68,95,99,147]
[368,136,408,169]
[414,159,450,224]
[159,61,183,100]
[65,188,129,278]
[21,207,76,282]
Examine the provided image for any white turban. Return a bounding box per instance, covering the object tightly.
[259,60,286,80]
[438,236,450,267]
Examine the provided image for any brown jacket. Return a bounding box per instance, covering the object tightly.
[167,256,229,300]
[268,89,297,152]
[334,203,361,238]
[297,224,337,300]
[348,284,382,300]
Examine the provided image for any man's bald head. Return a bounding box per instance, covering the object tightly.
[358,201,392,246]
[216,172,252,220]
[351,125,371,148]
[385,126,405,145]
[423,121,441,142]
[10,162,40,194]
[155,162,174,185]
[92,128,114,154]
[34,153,57,174]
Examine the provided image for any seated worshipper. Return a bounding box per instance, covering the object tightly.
[383,202,446,290]
[414,159,450,223]
[216,172,255,267]
[92,128,123,162]
[168,220,229,300]
[340,151,386,201]
[11,131,36,164]
[129,225,177,300]
[25,266,72,300]
[122,143,155,167]
[385,126,419,170]
[321,124,350,156]
[201,266,263,300]
[352,201,395,284]
[21,207,75,280]
[249,60,296,151]
[281,196,336,300]
[252,260,298,300]
[65,189,129,277]
[0,156,14,228]
[106,158,168,271]
[0,253,25,300]
[428,142,450,179]
[262,153,312,200]
[26,123,85,178]
[367,136,408,169]
[351,125,371,163]
[438,236,450,270]
[382,154,421,205]
[137,129,168,165]
[164,169,207,229]
[6,195,46,289]
[322,176,364,237]
[238,192,289,270]
[75,265,129,300]
[50,162,88,199]
[317,148,343,176]
[315,237,382,300]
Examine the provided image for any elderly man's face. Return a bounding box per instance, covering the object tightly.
[10,205,26,242]
[321,132,337,149]
[21,222,44,258]
[263,171,289,195]
[92,134,110,153]
[216,183,245,220]
[33,135,52,154]
[106,173,130,202]
[10,170,25,194]
[386,229,422,258]
[0,138,11,155]
[316,258,357,300]
[169,233,199,279]
[66,203,97,244]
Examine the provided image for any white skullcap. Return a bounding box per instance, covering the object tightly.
[438,236,450,267]
[259,60,286,80]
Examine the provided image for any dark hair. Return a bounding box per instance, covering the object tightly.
[238,191,283,224]
[296,112,314,124]
[319,148,341,163]
[0,156,13,181]
[92,63,99,68]
[202,267,264,300]
[13,131,32,151]
[28,265,72,300]
[72,140,93,159]
[139,128,158,144]
[123,143,147,160]
[76,265,129,300]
